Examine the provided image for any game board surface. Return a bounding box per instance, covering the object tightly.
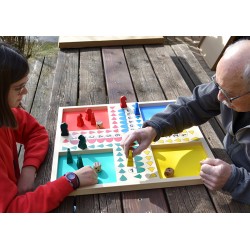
[51,100,214,196]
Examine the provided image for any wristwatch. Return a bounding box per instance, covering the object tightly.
[64,172,80,190]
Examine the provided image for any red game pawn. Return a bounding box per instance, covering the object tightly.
[77,114,84,127]
[90,112,96,125]
[120,95,127,108]
[85,108,92,121]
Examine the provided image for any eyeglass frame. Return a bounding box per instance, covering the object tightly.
[211,74,250,103]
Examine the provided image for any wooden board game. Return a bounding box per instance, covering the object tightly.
[51,100,214,196]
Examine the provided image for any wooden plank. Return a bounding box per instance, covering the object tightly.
[124,45,166,102]
[122,189,168,213]
[58,36,164,49]
[144,44,216,213]
[23,58,44,112]
[75,47,123,213]
[103,46,169,213]
[35,50,79,212]
[170,44,250,212]
[165,185,216,213]
[102,46,136,104]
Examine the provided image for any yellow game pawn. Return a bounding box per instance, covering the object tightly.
[127,149,134,167]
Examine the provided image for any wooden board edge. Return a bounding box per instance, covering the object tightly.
[58,36,164,49]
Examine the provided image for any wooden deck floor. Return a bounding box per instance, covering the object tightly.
[164,36,215,78]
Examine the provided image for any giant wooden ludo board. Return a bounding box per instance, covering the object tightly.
[51,100,214,196]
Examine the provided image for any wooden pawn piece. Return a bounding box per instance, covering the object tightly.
[90,112,96,125]
[85,108,92,121]
[127,148,134,167]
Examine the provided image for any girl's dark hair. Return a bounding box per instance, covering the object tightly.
[0,42,29,128]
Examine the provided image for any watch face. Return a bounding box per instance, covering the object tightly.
[67,172,75,180]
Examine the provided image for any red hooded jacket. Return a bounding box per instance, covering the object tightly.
[0,108,73,212]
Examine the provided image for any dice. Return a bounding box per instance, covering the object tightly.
[93,162,102,173]
[164,167,174,178]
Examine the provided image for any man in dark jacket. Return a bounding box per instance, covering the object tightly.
[121,39,250,204]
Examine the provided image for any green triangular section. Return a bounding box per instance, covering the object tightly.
[135,161,144,167]
[119,169,126,173]
[118,163,125,168]
[117,158,124,162]
[120,175,127,181]
[134,155,143,161]
[136,167,145,173]
[134,174,142,179]
[116,152,123,156]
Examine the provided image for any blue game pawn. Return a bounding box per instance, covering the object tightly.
[134,102,140,116]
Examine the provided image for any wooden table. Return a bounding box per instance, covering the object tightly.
[22,43,250,213]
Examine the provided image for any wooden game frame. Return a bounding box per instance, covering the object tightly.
[51,100,214,196]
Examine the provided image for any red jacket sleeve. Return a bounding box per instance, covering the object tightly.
[12,108,49,169]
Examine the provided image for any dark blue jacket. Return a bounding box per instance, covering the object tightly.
[143,82,250,204]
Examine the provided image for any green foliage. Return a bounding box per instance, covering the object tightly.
[0,36,36,58]
[0,36,59,59]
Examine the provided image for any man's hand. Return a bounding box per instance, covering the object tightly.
[200,158,232,191]
[120,126,157,158]
[17,166,37,195]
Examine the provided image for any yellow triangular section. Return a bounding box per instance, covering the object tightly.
[158,139,164,143]
[144,149,150,155]
[145,156,151,160]
[148,167,155,172]
[188,130,194,135]
[149,173,157,178]
[166,139,173,143]
[174,138,181,142]
[147,161,153,166]
[182,138,190,142]
[191,137,200,141]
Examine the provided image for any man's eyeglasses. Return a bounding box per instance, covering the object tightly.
[211,74,250,103]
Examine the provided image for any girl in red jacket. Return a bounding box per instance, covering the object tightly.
[0,42,97,212]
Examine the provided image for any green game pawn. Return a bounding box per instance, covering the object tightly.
[77,155,84,169]
[78,135,87,150]
[67,148,73,164]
